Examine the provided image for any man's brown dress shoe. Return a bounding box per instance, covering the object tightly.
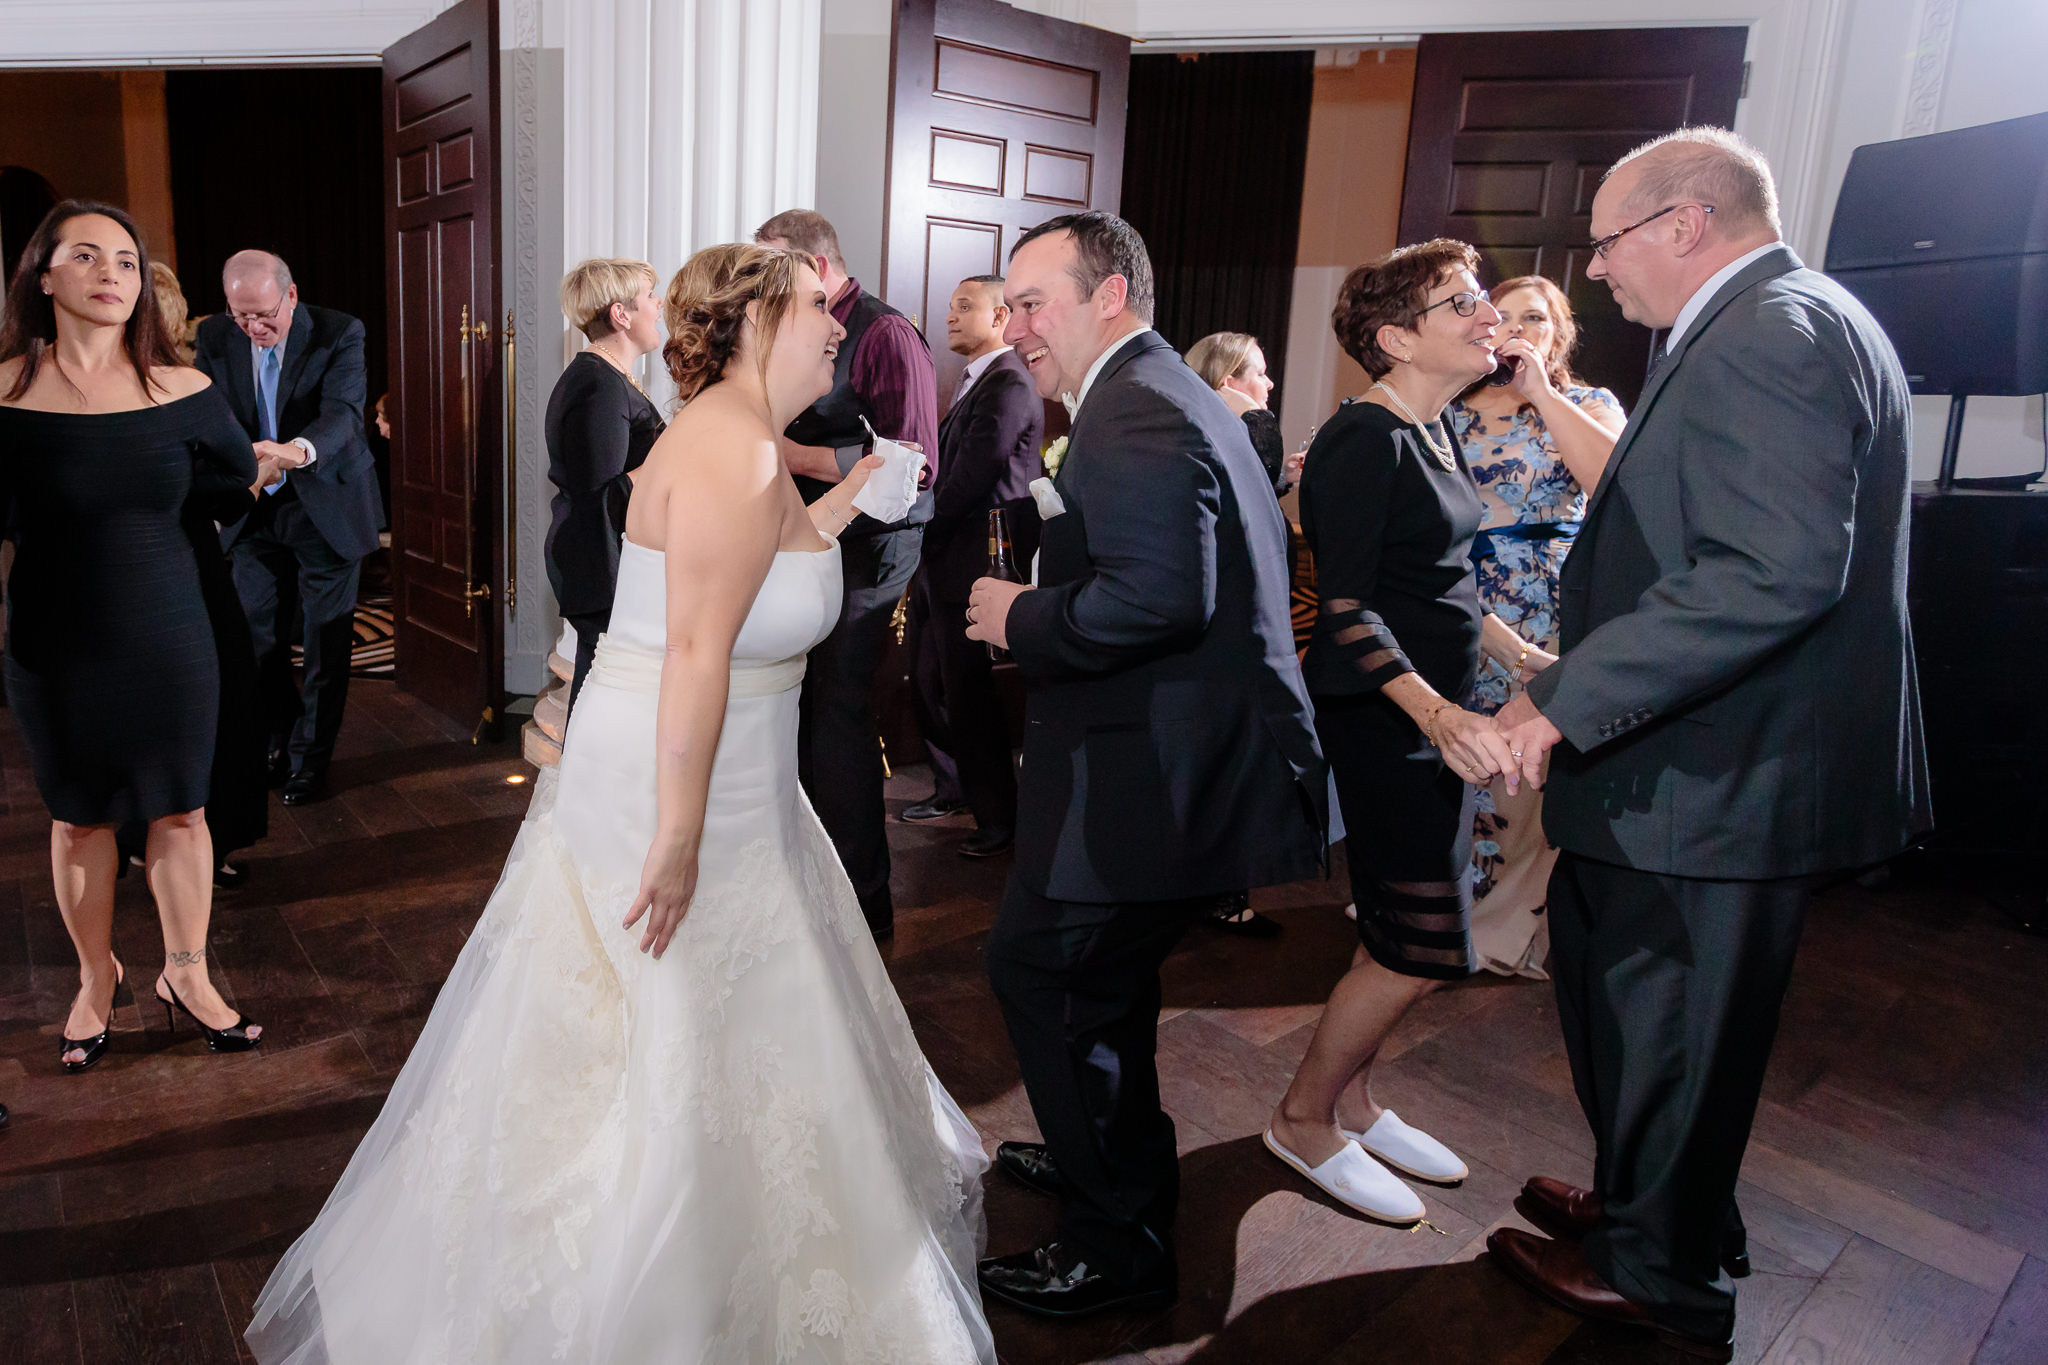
[1487,1227,1733,1361]
[1515,1176,1750,1277]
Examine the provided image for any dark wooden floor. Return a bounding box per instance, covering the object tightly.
[1,680,2043,1364]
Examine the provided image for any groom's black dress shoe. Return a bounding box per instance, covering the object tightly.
[281,769,328,806]
[977,1242,1176,1318]
[995,1141,1069,1197]
[901,796,965,823]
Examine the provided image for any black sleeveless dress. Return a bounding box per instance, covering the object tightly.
[0,385,257,825]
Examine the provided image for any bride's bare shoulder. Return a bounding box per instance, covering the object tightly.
[666,394,782,485]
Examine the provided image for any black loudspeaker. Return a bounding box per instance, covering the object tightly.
[1907,488,2048,857]
[1826,111,2048,396]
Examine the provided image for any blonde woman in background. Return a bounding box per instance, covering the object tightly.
[1188,329,1303,495]
[1186,329,1302,939]
[545,257,668,707]
[1447,275,1623,977]
[149,260,197,363]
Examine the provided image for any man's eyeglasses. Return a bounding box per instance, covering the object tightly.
[230,298,288,326]
[1588,203,1712,259]
[1415,289,1490,321]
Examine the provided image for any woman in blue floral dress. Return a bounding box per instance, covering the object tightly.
[1448,276,1624,977]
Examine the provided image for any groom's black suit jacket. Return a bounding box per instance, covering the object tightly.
[1526,245,1932,876]
[1005,330,1327,904]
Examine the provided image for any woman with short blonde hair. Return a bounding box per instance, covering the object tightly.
[1187,330,1296,501]
[546,256,667,704]
[559,256,657,340]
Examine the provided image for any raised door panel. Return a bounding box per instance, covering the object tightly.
[1399,28,1747,410]
[886,0,1130,414]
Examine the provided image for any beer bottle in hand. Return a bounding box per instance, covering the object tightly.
[986,507,1018,662]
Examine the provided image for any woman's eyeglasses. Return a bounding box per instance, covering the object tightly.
[1415,289,1490,321]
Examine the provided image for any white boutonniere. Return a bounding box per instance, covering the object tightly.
[1042,435,1069,476]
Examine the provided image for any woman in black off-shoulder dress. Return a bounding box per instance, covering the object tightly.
[0,200,264,1072]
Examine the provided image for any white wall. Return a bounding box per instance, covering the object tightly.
[814,0,893,286]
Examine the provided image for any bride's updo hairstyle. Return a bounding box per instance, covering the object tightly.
[662,242,806,400]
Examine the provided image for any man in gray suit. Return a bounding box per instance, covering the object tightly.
[1489,129,1931,1359]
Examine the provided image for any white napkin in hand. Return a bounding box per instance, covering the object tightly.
[1028,476,1065,520]
[850,425,925,524]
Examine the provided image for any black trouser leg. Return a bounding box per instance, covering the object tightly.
[933,598,1016,831]
[985,877,1206,1284]
[284,514,361,775]
[1548,852,1809,1340]
[907,576,963,807]
[232,514,300,758]
[797,526,922,932]
[565,610,610,712]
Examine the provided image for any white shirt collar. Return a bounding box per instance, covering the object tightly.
[250,331,286,371]
[1665,241,1782,353]
[1062,327,1148,419]
[958,344,1011,393]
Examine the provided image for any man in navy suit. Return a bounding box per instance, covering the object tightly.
[967,213,1326,1317]
[196,250,383,805]
[905,274,1044,856]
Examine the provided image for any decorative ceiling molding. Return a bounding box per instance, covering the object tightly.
[1900,0,1957,137]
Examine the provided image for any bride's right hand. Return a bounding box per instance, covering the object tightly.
[837,449,888,499]
[624,839,699,959]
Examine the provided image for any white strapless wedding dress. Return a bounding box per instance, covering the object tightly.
[248,538,994,1365]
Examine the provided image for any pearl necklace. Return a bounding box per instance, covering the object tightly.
[1370,380,1458,472]
[589,342,650,400]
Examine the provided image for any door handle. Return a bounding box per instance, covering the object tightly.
[459,302,491,618]
[502,308,518,614]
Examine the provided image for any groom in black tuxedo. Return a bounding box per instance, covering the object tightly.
[966,212,1326,1317]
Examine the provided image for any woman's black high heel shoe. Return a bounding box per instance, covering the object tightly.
[156,977,262,1053]
[60,961,124,1074]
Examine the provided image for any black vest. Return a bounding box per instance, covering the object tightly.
[785,287,932,534]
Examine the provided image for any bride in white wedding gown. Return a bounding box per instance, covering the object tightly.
[247,244,995,1365]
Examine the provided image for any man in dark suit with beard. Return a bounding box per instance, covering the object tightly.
[905,273,1043,857]
[966,212,1327,1317]
[1492,128,1931,1361]
[196,250,382,805]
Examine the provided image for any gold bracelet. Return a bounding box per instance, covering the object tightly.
[1514,640,1530,678]
[1422,700,1455,748]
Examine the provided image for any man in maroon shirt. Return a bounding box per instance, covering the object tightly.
[754,209,938,939]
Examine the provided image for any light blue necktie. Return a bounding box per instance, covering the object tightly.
[259,345,285,494]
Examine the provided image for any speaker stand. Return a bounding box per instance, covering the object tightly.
[1936,391,1968,490]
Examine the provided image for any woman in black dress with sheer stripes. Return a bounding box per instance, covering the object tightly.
[0,201,264,1071]
[1266,241,1545,1227]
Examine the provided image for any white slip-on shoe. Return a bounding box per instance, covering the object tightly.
[1263,1128,1425,1225]
[1343,1109,1469,1184]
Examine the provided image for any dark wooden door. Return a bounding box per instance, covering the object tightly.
[382,0,503,729]
[1397,28,1747,409]
[875,0,1130,764]
[883,0,1131,413]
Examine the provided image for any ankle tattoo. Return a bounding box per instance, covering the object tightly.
[166,949,205,968]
